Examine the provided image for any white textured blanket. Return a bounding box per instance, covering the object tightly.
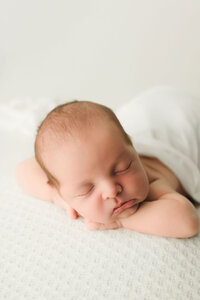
[1,88,200,300]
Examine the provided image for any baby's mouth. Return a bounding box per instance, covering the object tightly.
[112,199,137,216]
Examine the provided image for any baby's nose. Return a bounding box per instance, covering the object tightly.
[102,181,123,200]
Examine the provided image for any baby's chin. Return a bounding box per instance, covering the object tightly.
[83,203,140,224]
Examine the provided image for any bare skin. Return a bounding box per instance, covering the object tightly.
[15,155,199,237]
[15,124,199,238]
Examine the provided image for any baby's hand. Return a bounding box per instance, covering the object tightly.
[66,205,80,219]
[84,219,122,230]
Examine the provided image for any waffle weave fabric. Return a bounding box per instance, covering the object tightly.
[0,168,200,300]
[1,88,200,300]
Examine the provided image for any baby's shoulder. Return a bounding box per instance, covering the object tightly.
[139,155,187,199]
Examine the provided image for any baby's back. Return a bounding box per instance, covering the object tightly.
[140,155,188,199]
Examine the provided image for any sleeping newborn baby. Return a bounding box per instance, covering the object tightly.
[15,87,200,238]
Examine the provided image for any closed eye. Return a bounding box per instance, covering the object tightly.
[76,185,94,197]
[115,160,132,175]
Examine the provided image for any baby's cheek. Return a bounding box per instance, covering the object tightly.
[137,176,149,201]
[72,199,102,222]
[88,200,112,223]
[123,173,148,199]
[122,174,138,194]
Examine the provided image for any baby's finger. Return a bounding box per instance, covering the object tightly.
[85,220,100,230]
[85,219,121,230]
[67,206,79,219]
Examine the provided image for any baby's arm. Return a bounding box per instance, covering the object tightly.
[121,194,199,238]
[86,179,199,238]
[121,181,199,238]
[15,157,78,219]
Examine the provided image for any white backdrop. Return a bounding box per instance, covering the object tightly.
[1,0,200,109]
[1,3,200,299]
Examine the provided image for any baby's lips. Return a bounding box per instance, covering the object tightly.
[112,199,137,215]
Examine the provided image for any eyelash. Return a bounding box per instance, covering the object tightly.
[77,186,94,197]
[77,161,132,197]
[115,160,132,175]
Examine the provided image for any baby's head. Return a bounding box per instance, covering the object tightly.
[35,101,149,223]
